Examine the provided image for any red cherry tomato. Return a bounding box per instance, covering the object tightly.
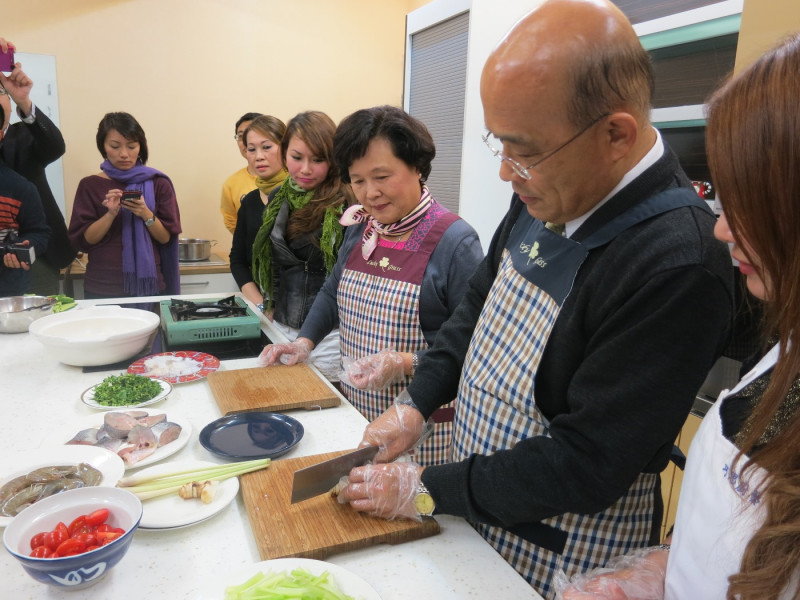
[67,515,86,537]
[30,545,53,558]
[96,531,122,545]
[29,532,47,550]
[43,528,67,552]
[26,509,124,559]
[74,532,97,547]
[54,538,86,557]
[84,508,109,527]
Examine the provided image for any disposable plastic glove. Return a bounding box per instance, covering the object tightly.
[555,546,669,600]
[336,461,423,521]
[257,338,312,367]
[341,349,406,391]
[359,391,430,463]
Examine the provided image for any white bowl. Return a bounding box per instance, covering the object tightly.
[3,486,142,590]
[29,307,159,366]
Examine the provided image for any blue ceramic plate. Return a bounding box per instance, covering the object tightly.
[199,412,304,461]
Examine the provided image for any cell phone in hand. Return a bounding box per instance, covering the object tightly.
[0,48,14,72]
[121,190,141,205]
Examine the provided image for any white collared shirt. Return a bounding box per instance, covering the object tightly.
[565,128,664,238]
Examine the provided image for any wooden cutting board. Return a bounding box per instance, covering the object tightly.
[240,450,440,560]
[207,364,340,414]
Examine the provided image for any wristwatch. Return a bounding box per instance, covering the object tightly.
[413,482,435,517]
[144,216,156,227]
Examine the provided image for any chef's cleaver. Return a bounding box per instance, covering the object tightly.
[290,445,380,504]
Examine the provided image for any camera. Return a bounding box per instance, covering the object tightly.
[0,230,36,265]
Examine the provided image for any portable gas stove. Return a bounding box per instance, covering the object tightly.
[160,296,262,346]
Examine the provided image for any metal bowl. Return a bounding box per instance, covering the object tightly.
[0,296,57,334]
[178,238,216,262]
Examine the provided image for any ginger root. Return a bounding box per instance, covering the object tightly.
[179,480,217,504]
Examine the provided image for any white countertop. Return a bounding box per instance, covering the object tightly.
[0,293,542,600]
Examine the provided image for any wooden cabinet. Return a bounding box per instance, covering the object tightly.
[62,253,236,299]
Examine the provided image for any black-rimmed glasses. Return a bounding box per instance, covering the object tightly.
[482,113,610,180]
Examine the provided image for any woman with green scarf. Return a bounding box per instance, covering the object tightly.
[229,115,289,307]
[251,110,352,381]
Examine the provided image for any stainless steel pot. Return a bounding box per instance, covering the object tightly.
[0,296,57,333]
[178,238,216,262]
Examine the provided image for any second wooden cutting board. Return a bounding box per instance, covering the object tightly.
[207,364,340,414]
[240,450,440,560]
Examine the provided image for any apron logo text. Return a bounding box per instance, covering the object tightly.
[520,241,548,268]
[366,256,403,273]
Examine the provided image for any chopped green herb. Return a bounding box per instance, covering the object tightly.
[93,374,162,406]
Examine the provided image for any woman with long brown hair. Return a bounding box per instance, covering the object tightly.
[251,111,352,380]
[560,32,800,600]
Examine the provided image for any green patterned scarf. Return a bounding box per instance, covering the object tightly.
[251,177,344,309]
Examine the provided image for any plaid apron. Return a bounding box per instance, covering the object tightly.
[452,189,711,598]
[339,202,459,466]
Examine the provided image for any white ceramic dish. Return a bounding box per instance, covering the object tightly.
[0,446,125,528]
[29,306,159,366]
[209,558,381,600]
[62,410,191,471]
[131,460,239,529]
[81,378,172,411]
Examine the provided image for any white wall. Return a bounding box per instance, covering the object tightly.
[408,0,545,251]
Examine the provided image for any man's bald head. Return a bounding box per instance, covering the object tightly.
[483,0,653,130]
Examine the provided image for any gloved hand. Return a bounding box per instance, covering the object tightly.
[341,349,406,391]
[555,546,669,600]
[257,338,313,367]
[359,391,429,463]
[336,461,423,521]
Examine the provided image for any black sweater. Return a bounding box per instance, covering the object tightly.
[414,147,735,528]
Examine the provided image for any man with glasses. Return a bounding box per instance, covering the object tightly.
[336,0,735,596]
[220,111,262,234]
[0,38,74,295]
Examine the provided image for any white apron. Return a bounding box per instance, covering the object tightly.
[665,345,779,599]
[452,188,711,598]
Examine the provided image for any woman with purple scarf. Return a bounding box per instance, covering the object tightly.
[68,112,181,298]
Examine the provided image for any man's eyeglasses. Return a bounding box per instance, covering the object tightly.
[234,132,245,141]
[482,112,610,180]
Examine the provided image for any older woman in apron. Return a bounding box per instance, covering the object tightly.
[560,33,800,600]
[259,105,483,466]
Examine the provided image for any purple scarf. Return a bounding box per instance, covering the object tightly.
[100,160,180,296]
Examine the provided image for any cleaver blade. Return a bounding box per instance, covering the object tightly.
[290,445,380,504]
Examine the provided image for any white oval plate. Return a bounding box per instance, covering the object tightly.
[210,558,381,600]
[81,378,172,411]
[131,460,239,529]
[62,409,191,471]
[0,445,125,528]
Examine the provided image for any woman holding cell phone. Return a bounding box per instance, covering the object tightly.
[68,112,182,298]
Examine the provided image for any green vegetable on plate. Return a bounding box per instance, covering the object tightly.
[93,373,163,406]
[225,568,355,600]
